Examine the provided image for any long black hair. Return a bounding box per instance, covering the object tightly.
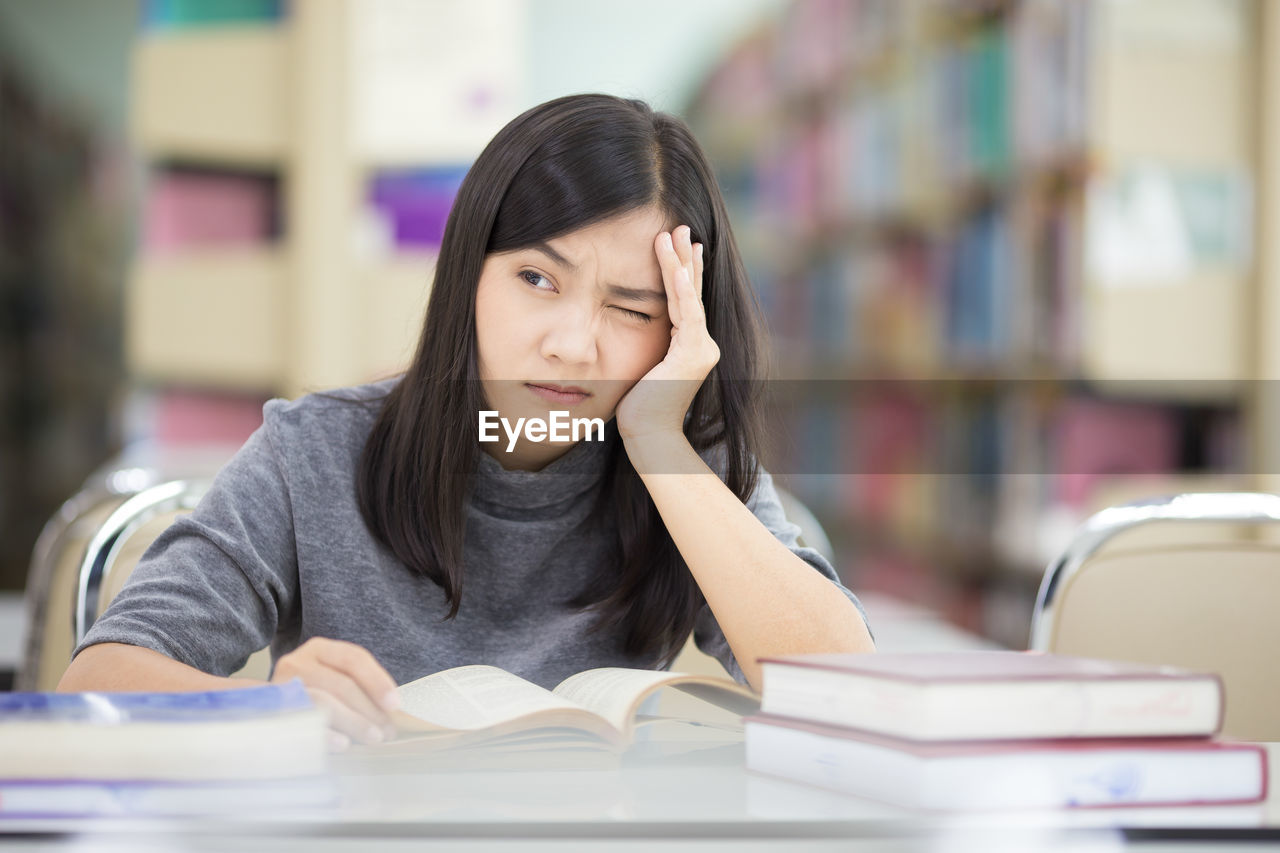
[357,94,768,667]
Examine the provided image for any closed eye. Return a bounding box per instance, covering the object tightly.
[613,306,652,323]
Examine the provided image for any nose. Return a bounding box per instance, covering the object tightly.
[539,300,598,366]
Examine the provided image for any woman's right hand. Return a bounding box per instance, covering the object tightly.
[270,637,401,751]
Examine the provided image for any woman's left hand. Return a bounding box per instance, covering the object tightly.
[615,224,720,442]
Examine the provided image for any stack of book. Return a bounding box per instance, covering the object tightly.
[0,680,333,818]
[744,651,1268,812]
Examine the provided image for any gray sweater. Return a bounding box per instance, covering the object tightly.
[76,379,869,689]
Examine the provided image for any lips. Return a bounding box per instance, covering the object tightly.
[525,383,592,405]
[528,383,590,396]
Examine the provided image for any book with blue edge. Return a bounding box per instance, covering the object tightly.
[0,679,328,783]
[0,776,337,819]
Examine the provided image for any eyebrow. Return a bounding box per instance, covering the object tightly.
[530,241,577,272]
[605,284,666,304]
[528,242,667,304]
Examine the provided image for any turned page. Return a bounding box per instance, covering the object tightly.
[394,665,590,733]
[552,668,755,734]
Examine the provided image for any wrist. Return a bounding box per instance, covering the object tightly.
[619,424,685,443]
[622,429,701,476]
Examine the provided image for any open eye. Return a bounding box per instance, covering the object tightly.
[519,270,556,291]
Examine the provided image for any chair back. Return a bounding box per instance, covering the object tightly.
[21,447,246,690]
[1031,493,1280,741]
[19,487,135,691]
[74,479,211,646]
[75,477,273,681]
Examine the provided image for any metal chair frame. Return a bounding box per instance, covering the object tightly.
[73,478,212,646]
[1030,491,1280,651]
[17,464,177,690]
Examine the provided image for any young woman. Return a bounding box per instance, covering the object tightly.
[59,94,875,748]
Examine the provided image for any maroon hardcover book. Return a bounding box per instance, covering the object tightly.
[757,651,1224,742]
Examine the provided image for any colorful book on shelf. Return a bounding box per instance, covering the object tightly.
[969,26,1011,178]
[143,168,276,251]
[0,680,327,782]
[141,0,284,28]
[1053,398,1180,509]
[355,665,758,757]
[944,206,1014,362]
[857,243,942,371]
[807,251,848,362]
[1010,0,1091,164]
[934,397,1004,544]
[151,387,269,446]
[845,392,932,524]
[367,166,470,250]
[744,714,1267,812]
[756,651,1224,742]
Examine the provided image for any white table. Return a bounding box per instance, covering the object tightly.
[0,727,1276,851]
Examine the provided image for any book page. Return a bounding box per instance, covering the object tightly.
[394,665,584,732]
[552,668,757,734]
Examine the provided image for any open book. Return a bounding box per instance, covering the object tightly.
[367,665,759,755]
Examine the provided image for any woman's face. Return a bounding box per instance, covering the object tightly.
[475,205,675,470]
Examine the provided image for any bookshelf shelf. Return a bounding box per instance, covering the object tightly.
[131,27,289,166]
[355,254,437,381]
[126,249,285,391]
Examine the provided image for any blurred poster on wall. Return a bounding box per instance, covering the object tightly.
[1086,165,1251,288]
[350,0,528,163]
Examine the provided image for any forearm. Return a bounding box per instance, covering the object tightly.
[628,433,875,692]
[57,642,265,693]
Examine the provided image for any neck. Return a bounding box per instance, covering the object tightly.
[480,439,577,472]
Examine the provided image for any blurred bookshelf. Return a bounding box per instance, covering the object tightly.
[0,53,126,589]
[686,0,1259,647]
[122,0,524,448]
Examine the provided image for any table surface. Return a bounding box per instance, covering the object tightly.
[0,725,1277,851]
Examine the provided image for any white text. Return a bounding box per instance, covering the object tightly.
[478,410,606,452]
